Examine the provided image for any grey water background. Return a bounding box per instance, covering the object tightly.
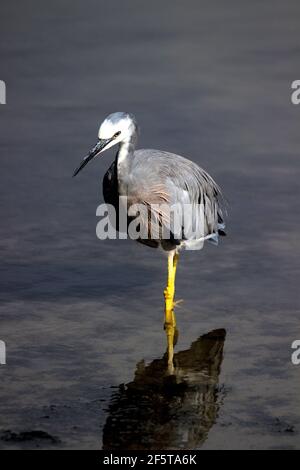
[0,0,300,449]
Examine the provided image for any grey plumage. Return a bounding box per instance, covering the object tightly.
[103,137,225,251]
[75,111,226,251]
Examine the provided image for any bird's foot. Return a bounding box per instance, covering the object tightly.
[173,298,183,308]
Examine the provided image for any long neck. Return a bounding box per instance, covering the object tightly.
[117,140,135,165]
[115,133,137,177]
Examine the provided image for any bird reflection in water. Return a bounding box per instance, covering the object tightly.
[102,329,226,450]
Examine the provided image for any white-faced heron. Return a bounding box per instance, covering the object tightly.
[73,112,226,368]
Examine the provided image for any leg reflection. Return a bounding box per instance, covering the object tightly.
[102,328,226,450]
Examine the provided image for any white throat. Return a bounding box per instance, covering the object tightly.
[117,140,131,166]
[116,138,136,193]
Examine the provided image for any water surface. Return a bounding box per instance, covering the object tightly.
[0,0,300,450]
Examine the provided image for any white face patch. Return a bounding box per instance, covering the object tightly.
[98,119,118,140]
[98,115,133,141]
[97,112,137,154]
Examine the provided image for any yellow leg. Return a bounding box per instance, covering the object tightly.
[164,251,179,370]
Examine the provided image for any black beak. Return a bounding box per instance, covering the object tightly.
[73,138,112,177]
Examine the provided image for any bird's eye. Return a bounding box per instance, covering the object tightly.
[114,131,121,138]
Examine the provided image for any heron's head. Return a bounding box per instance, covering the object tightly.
[73,112,138,177]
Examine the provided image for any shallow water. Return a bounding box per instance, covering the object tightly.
[0,0,300,450]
